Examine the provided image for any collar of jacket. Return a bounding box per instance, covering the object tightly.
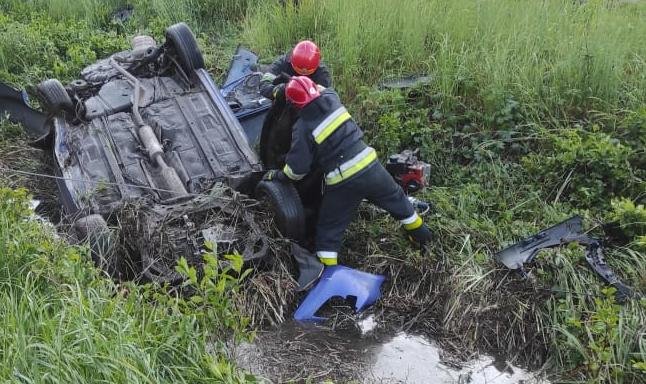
[298,90,338,121]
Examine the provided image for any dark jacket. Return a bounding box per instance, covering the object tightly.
[282,89,369,181]
[260,53,332,99]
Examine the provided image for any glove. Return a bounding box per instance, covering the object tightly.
[272,73,291,85]
[407,224,432,247]
[263,169,289,182]
[272,83,286,101]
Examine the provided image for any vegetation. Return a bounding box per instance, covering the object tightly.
[0,189,253,382]
[244,0,645,382]
[0,0,644,382]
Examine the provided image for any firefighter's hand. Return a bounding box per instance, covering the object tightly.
[272,72,291,85]
[263,169,289,182]
[272,83,286,101]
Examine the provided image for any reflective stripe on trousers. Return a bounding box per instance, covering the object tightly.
[317,251,338,266]
[401,212,423,230]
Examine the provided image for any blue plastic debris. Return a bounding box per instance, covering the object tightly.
[294,265,386,322]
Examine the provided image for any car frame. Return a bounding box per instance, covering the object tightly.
[1,23,307,283]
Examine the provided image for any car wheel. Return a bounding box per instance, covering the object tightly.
[165,22,205,75]
[72,214,123,278]
[36,79,74,114]
[256,180,306,241]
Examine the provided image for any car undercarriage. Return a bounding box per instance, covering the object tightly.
[0,23,310,282]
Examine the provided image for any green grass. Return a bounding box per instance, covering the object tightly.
[244,0,646,119]
[0,189,254,383]
[0,0,645,382]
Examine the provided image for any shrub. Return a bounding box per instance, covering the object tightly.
[0,188,254,383]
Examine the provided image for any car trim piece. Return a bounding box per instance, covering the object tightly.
[495,216,634,302]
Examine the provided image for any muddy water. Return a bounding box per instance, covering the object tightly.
[233,315,548,383]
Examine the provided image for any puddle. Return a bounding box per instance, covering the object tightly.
[233,320,548,383]
[371,333,544,384]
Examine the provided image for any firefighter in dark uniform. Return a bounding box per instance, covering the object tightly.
[264,76,432,266]
[258,40,332,170]
[259,40,332,101]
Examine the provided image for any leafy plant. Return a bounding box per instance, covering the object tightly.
[0,188,255,382]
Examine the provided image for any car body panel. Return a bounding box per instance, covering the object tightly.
[220,46,272,147]
[0,82,48,140]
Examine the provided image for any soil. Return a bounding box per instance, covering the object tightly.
[231,316,549,383]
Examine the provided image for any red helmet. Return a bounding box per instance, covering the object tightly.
[286,76,321,109]
[290,40,321,76]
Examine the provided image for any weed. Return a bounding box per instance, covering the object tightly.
[0,188,254,382]
[244,0,646,121]
[0,0,644,382]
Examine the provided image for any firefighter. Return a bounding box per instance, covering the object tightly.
[264,76,432,267]
[258,40,332,172]
[259,40,331,101]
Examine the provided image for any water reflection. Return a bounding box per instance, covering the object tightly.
[234,319,548,383]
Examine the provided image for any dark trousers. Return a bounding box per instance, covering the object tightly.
[315,161,415,254]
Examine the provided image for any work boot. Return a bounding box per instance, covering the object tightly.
[291,242,324,292]
[406,224,432,247]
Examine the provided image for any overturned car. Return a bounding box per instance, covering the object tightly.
[1,23,308,283]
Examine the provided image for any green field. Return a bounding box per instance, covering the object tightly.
[1,0,644,382]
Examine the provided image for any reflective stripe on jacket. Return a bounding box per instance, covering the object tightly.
[282,89,376,185]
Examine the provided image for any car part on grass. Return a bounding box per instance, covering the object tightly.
[291,242,324,292]
[407,196,431,216]
[0,82,48,141]
[496,216,633,301]
[294,265,385,322]
[378,75,432,90]
[386,149,431,194]
[256,180,306,241]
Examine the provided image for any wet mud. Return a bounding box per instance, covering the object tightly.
[232,315,549,383]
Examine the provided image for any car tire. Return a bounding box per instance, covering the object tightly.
[36,79,74,114]
[72,214,123,278]
[256,180,306,241]
[165,22,204,75]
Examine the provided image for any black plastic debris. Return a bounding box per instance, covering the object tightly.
[112,4,134,23]
[496,216,634,302]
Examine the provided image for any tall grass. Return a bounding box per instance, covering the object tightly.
[545,246,646,382]
[244,0,646,119]
[0,188,252,382]
[1,0,255,30]
[0,0,125,25]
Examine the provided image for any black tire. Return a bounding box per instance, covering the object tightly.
[256,180,306,241]
[165,22,204,75]
[73,214,123,278]
[36,79,73,114]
